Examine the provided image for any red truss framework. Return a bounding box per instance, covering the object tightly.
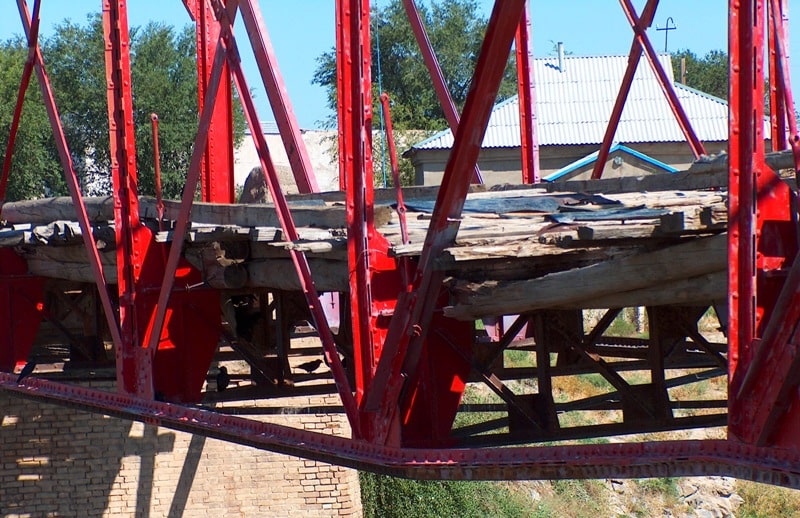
[1,0,800,486]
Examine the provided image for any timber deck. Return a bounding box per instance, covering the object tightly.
[0,161,737,321]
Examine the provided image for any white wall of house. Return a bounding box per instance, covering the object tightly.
[234,130,339,193]
[409,141,729,187]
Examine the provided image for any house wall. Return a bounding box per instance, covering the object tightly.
[234,130,340,193]
[409,141,728,186]
[0,382,362,517]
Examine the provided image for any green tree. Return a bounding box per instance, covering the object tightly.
[672,49,728,100]
[315,0,516,131]
[0,15,244,201]
[313,0,516,186]
[0,37,66,201]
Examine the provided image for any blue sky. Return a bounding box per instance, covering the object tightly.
[0,1,797,129]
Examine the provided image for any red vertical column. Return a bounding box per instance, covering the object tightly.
[515,1,539,184]
[767,0,788,150]
[193,1,235,203]
[103,0,151,397]
[339,0,375,407]
[728,0,800,447]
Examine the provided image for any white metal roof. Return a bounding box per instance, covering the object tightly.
[411,54,730,151]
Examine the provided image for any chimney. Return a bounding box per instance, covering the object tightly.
[557,41,565,72]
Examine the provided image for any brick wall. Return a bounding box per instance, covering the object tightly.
[0,383,362,517]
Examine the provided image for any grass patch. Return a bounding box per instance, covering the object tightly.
[636,477,679,498]
[736,480,800,517]
[360,473,532,518]
[544,480,608,518]
[505,348,535,368]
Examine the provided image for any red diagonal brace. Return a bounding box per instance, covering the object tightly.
[14,0,123,354]
[733,252,800,444]
[140,1,238,380]
[0,0,40,207]
[213,0,359,431]
[591,0,659,179]
[238,0,319,194]
[401,0,482,184]
[620,0,705,156]
[363,0,526,445]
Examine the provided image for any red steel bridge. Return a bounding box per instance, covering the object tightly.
[2,0,800,487]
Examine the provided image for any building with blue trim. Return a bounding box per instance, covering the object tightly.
[404,54,741,186]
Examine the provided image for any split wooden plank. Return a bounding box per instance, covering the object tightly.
[2,196,394,229]
[26,258,117,283]
[2,197,115,224]
[142,198,393,229]
[444,233,727,320]
[559,271,726,310]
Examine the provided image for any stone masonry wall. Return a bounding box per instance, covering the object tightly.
[0,382,362,517]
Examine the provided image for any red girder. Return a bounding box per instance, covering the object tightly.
[591,0,659,180]
[401,0,483,184]
[514,3,540,184]
[3,0,800,487]
[768,0,789,150]
[5,373,800,486]
[363,0,526,445]
[592,0,706,180]
[211,0,359,427]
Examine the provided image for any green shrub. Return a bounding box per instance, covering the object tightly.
[360,473,531,518]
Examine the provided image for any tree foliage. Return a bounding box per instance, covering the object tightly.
[671,49,728,100]
[0,38,66,201]
[312,0,517,186]
[313,0,517,131]
[0,15,243,201]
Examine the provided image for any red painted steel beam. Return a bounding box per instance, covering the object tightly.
[104,0,157,398]
[515,2,539,184]
[189,0,236,203]
[768,0,788,150]
[591,0,658,180]
[5,374,800,486]
[0,0,40,207]
[768,0,800,174]
[213,0,359,430]
[13,0,123,355]
[364,0,526,445]
[139,1,236,386]
[401,0,483,184]
[238,0,319,194]
[380,93,409,245]
[619,0,706,159]
[337,0,388,415]
[728,0,759,388]
[335,2,346,192]
[728,0,800,447]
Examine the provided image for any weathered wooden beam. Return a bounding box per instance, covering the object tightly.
[561,271,726,310]
[26,258,117,283]
[444,233,727,320]
[2,197,115,224]
[1,196,393,229]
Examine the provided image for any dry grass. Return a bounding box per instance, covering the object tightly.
[736,481,800,517]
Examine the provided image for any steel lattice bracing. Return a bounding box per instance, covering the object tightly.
[1,0,800,487]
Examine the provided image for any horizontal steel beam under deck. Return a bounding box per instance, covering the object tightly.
[3,373,800,486]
